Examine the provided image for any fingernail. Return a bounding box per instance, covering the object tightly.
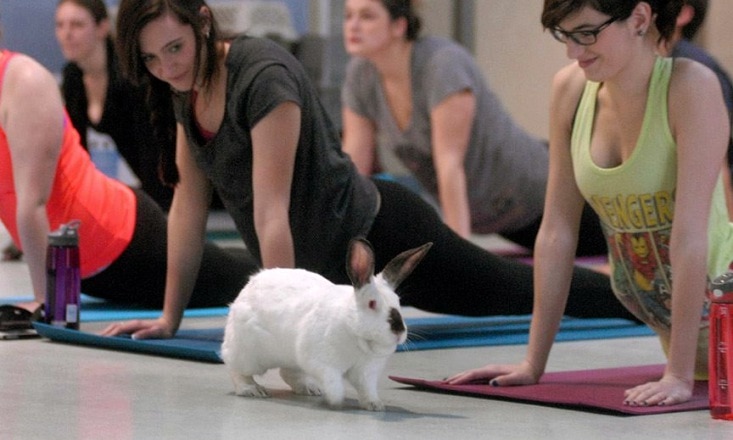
[489,380,498,387]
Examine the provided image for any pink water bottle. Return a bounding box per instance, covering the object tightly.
[44,221,81,329]
[709,272,733,420]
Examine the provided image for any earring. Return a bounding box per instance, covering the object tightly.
[637,29,646,36]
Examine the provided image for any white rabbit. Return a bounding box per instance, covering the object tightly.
[221,238,432,411]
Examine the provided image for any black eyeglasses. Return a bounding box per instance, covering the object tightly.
[550,16,618,46]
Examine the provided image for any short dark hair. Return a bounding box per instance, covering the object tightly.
[541,0,684,43]
[57,0,109,24]
[682,0,708,40]
[57,0,112,47]
[380,0,422,41]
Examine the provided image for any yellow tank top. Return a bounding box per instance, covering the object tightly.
[571,56,733,379]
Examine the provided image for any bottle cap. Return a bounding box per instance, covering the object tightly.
[48,220,80,247]
[710,272,733,302]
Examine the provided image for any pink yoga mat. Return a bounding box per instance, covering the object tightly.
[390,364,708,415]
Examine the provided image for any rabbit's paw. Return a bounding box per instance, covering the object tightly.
[322,398,344,409]
[234,383,270,398]
[321,391,345,409]
[359,399,385,411]
[292,382,322,396]
[231,373,270,398]
[280,369,322,396]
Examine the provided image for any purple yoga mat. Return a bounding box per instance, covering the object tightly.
[390,364,708,415]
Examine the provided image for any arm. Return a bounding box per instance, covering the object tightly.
[251,101,299,269]
[342,106,378,175]
[102,124,212,339]
[160,124,213,333]
[446,65,585,385]
[103,101,302,338]
[624,60,729,406]
[1,55,64,306]
[521,66,588,382]
[431,90,476,239]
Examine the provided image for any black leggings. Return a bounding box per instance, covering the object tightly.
[502,203,607,257]
[81,189,258,308]
[366,179,636,321]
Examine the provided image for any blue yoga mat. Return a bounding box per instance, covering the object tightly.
[33,323,224,363]
[33,315,653,363]
[4,295,228,322]
[402,315,653,350]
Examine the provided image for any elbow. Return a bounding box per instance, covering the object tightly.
[535,222,579,257]
[670,235,708,264]
[351,159,372,176]
[347,148,375,176]
[254,208,290,241]
[16,197,48,221]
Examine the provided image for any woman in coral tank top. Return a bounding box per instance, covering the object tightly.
[0,48,257,334]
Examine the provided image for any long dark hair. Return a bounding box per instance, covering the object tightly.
[541,0,684,43]
[115,0,222,185]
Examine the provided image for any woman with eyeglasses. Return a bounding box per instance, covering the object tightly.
[105,0,642,340]
[447,0,733,407]
[342,0,607,256]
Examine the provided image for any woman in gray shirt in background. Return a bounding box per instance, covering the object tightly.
[107,0,639,339]
[342,0,605,255]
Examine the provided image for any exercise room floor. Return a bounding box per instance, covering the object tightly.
[1,227,732,439]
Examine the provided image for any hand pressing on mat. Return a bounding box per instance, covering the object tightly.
[444,360,541,386]
[100,318,175,340]
[623,374,694,407]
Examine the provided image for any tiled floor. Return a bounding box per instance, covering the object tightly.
[1,223,732,439]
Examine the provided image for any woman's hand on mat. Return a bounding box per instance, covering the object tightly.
[623,374,693,406]
[444,360,540,386]
[100,318,175,340]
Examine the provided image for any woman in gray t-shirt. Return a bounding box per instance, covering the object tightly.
[342,0,605,255]
[108,0,639,340]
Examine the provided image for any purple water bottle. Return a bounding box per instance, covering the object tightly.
[709,272,733,420]
[45,221,81,329]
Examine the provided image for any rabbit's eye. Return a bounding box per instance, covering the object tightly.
[368,300,377,310]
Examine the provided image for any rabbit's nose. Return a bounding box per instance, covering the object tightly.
[388,308,406,334]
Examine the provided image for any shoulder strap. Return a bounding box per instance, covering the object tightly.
[0,50,17,102]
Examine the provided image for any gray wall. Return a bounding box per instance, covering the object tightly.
[8,0,732,143]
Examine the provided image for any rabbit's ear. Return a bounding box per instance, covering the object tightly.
[381,242,433,289]
[346,238,376,289]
